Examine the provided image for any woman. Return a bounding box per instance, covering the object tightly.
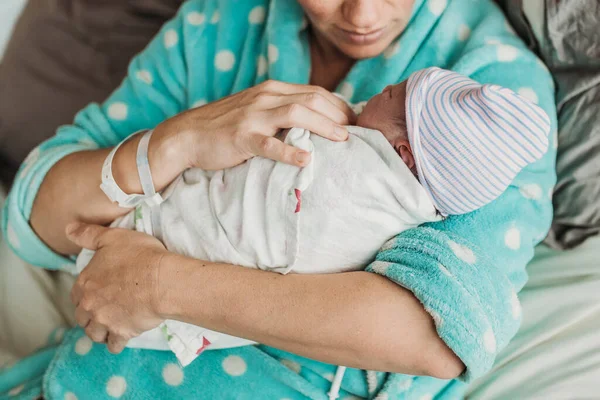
[2,0,556,398]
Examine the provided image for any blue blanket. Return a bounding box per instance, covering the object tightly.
[1,0,556,398]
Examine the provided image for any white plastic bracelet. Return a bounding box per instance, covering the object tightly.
[136,130,163,240]
[100,131,149,208]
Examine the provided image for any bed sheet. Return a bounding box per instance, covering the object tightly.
[467,236,600,399]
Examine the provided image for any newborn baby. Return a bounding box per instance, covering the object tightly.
[76,67,551,366]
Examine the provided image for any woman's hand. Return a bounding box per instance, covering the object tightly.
[66,222,167,354]
[155,80,356,171]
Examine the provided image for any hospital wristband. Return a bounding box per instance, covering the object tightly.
[136,130,164,240]
[100,130,156,208]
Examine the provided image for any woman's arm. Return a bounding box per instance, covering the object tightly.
[160,255,464,378]
[31,86,353,256]
[66,223,464,379]
[30,131,186,255]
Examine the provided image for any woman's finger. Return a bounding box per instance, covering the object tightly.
[269,104,349,142]
[255,92,351,128]
[74,305,91,328]
[85,321,108,343]
[65,222,109,251]
[247,134,311,167]
[106,333,128,354]
[259,81,356,123]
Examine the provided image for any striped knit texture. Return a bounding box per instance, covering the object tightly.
[406,67,551,216]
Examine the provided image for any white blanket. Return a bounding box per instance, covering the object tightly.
[77,126,440,365]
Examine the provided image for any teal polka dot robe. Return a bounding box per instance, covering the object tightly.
[1,0,557,398]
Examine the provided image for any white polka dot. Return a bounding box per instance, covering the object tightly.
[497,44,518,62]
[370,261,391,275]
[536,57,548,71]
[248,6,266,24]
[340,82,354,100]
[211,10,220,24]
[20,147,41,177]
[268,44,279,64]
[518,87,538,104]
[322,372,334,381]
[484,328,497,353]
[381,238,396,251]
[164,29,179,48]
[77,138,100,149]
[54,327,66,343]
[65,392,78,400]
[257,55,268,76]
[187,11,206,25]
[485,37,501,45]
[384,41,401,59]
[511,290,522,319]
[6,223,20,250]
[215,50,236,72]
[106,376,127,398]
[75,336,93,356]
[504,227,521,250]
[428,309,444,328]
[552,129,558,150]
[548,186,554,200]
[448,240,476,264]
[397,378,412,391]
[24,147,41,165]
[107,102,128,121]
[420,394,433,400]
[162,363,184,386]
[520,183,543,200]
[438,263,452,276]
[222,355,247,376]
[192,99,207,108]
[428,0,447,16]
[458,24,471,41]
[374,393,389,400]
[280,358,301,374]
[8,385,24,396]
[136,70,153,85]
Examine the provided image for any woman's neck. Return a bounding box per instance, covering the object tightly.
[309,29,355,91]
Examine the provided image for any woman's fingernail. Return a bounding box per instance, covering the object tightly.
[335,126,347,140]
[296,152,310,164]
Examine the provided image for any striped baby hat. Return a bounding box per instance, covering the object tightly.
[406,67,551,216]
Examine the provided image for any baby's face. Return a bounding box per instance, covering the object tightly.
[357,81,408,145]
[356,80,415,171]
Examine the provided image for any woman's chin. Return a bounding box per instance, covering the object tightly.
[337,42,394,60]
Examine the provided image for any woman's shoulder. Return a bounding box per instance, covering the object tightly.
[179,0,271,25]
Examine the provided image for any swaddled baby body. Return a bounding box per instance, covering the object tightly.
[76,67,551,366]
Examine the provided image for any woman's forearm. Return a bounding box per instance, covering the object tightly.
[30,124,187,255]
[158,254,465,378]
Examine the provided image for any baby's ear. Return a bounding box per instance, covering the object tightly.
[398,145,415,170]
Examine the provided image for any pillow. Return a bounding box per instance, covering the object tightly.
[0,0,183,187]
[496,0,600,249]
